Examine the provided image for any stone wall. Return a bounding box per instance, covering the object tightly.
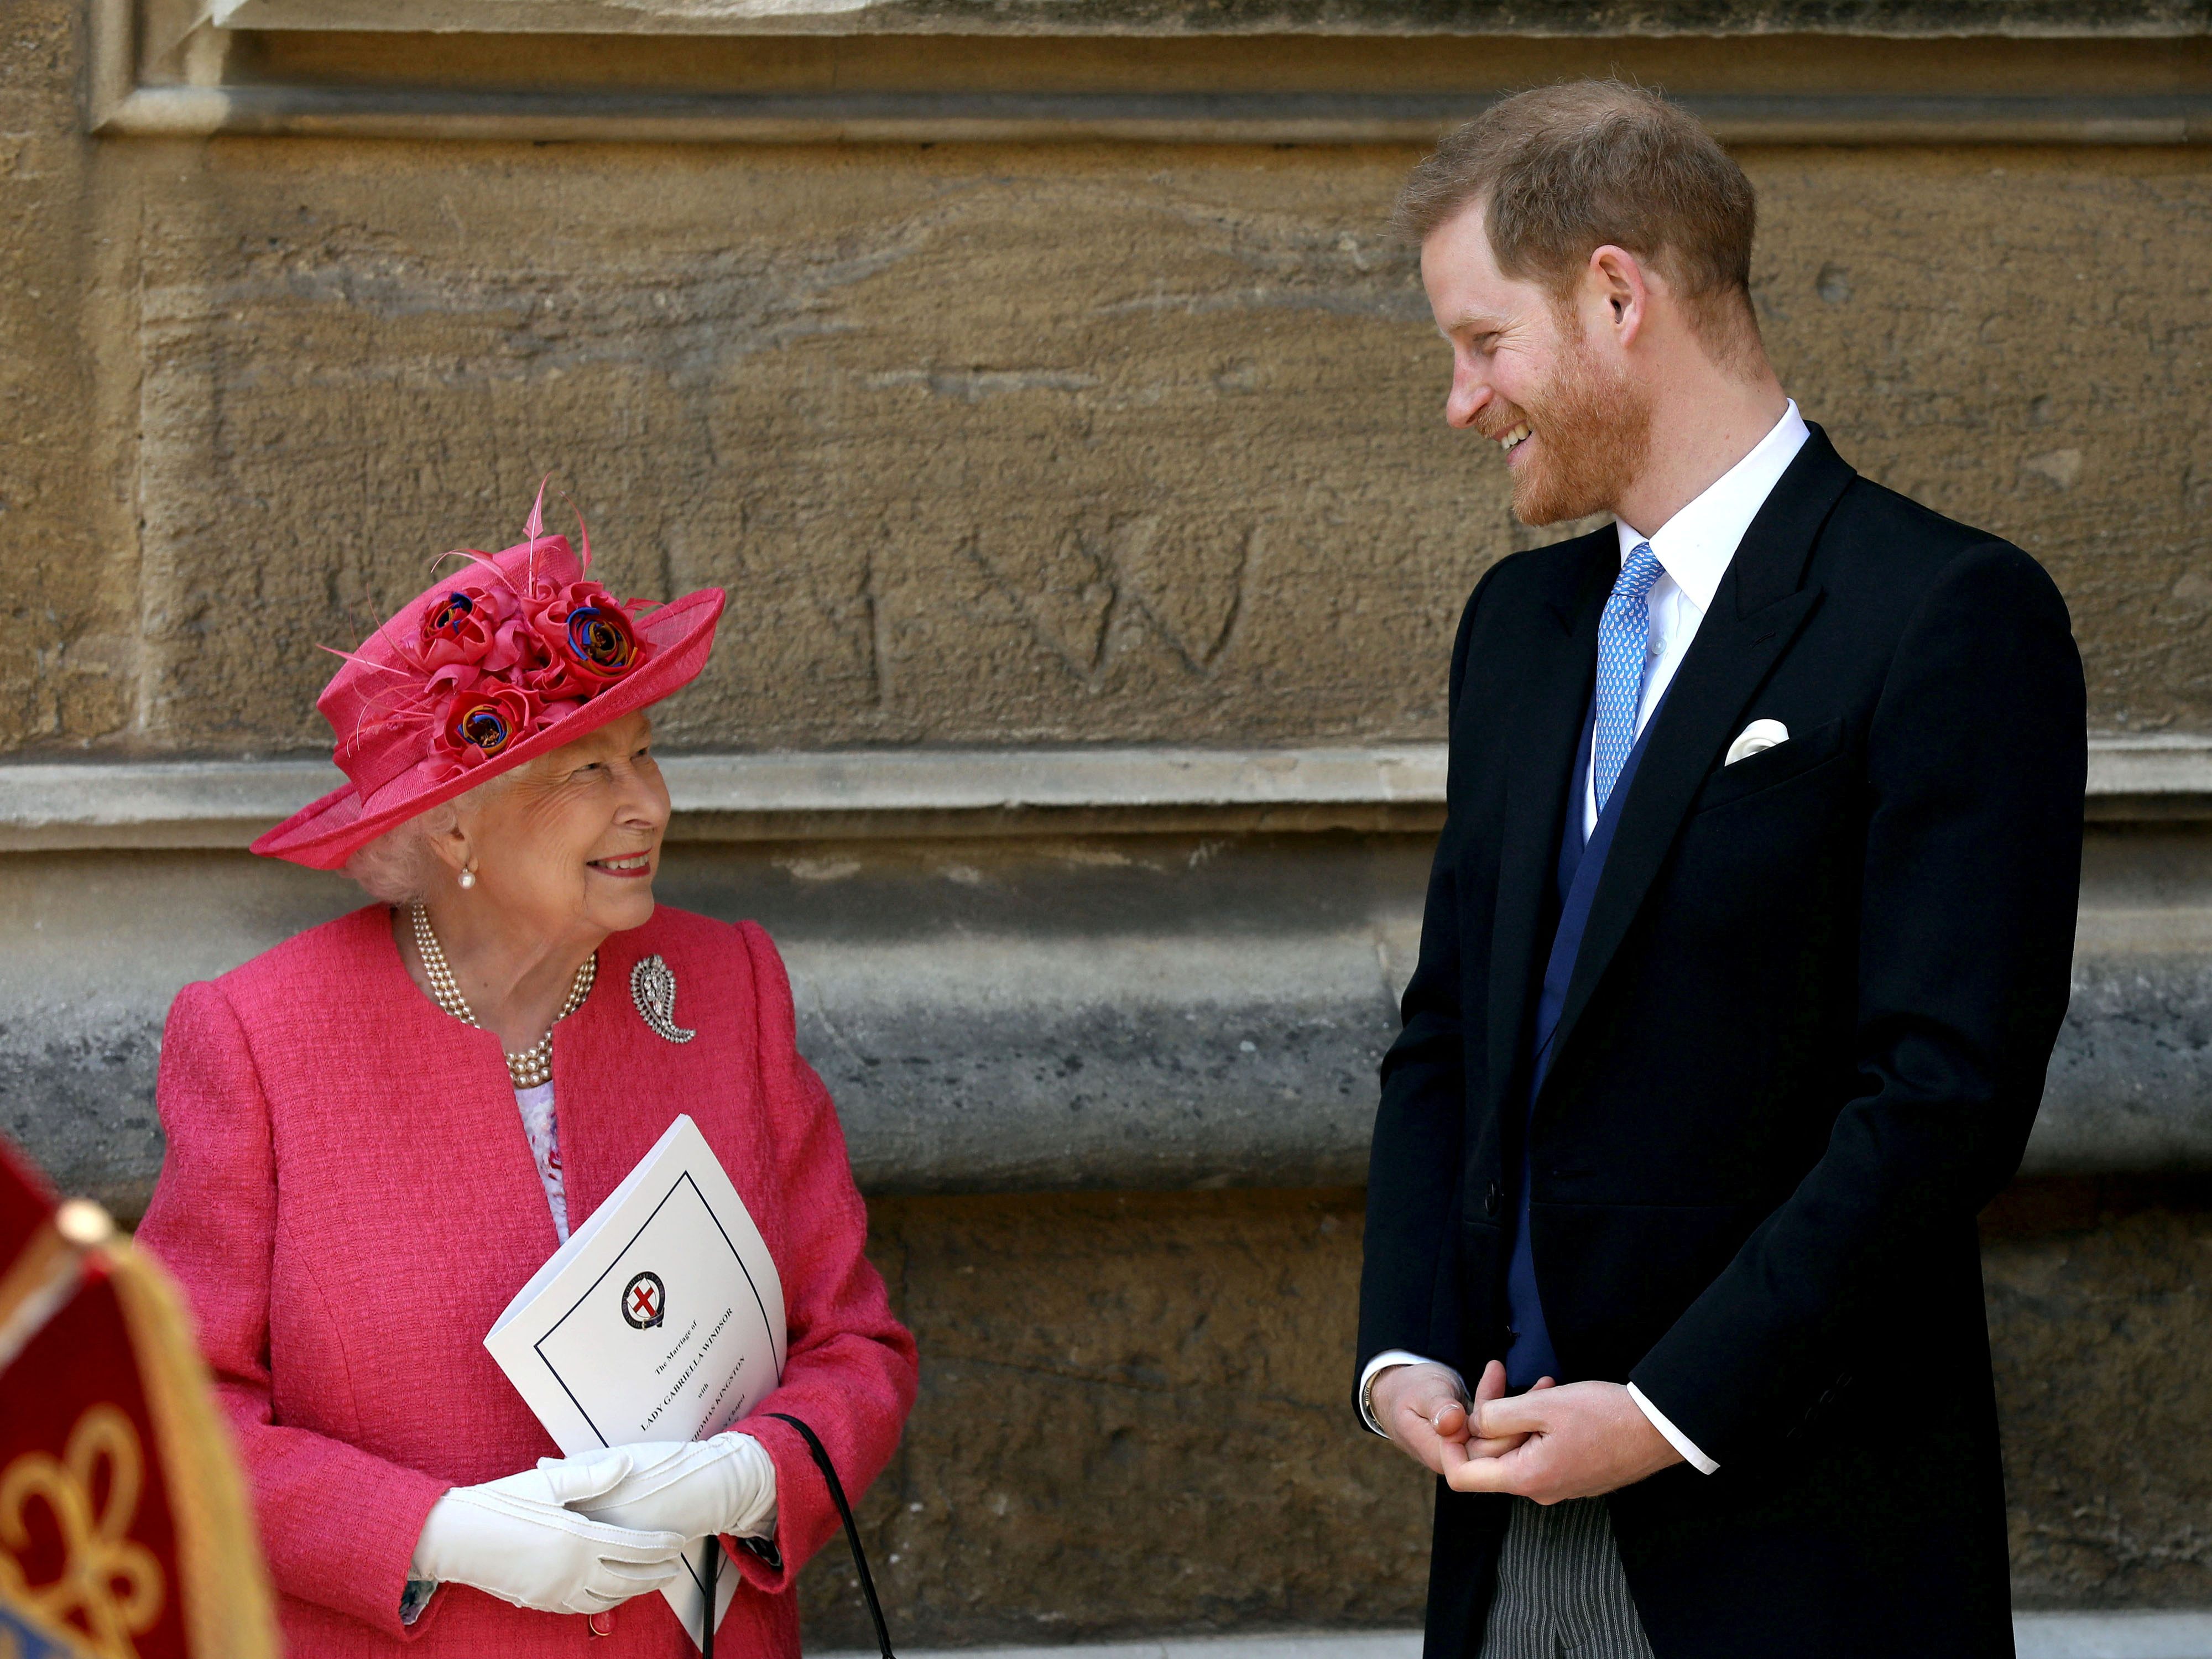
[5,0,2212,1641]
[812,1190,1424,1650]
[1986,1177,2212,1610]
[6,9,2211,754]
[793,1181,2212,1650]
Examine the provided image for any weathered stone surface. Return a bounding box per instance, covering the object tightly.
[213,0,2212,40]
[0,830,1425,1214]
[2033,952,2212,1174]
[795,1189,1432,1651]
[133,29,2212,146]
[0,4,129,752]
[784,1182,2212,1648]
[1744,150,2212,735]
[0,846,351,1215]
[1987,1178,2212,1609]
[6,0,2212,1637]
[4,118,2209,752]
[7,828,2208,1217]
[114,145,1457,755]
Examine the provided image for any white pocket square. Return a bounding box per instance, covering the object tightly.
[1725,719,1790,766]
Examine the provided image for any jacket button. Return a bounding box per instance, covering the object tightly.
[588,1611,614,1637]
[1484,1181,1503,1217]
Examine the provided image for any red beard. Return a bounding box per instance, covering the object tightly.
[1494,313,1654,528]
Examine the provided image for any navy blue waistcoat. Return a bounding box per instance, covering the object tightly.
[1503,691,1666,1388]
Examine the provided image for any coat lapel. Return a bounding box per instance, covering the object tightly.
[553,917,749,1237]
[1483,534,1613,1120]
[554,930,676,1230]
[1537,429,1856,1091]
[353,907,567,1260]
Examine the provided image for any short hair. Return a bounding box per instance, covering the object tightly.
[341,772,513,905]
[1392,80,1760,360]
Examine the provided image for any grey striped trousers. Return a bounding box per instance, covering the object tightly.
[1478,1496,1657,1659]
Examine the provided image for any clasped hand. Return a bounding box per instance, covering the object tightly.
[556,1431,777,1544]
[1371,1360,1681,1504]
[411,1433,775,1616]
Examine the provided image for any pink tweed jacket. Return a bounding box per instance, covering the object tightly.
[139,904,917,1657]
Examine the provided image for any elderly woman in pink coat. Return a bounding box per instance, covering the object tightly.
[137,497,917,1657]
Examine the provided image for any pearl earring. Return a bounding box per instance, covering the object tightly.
[458,864,477,890]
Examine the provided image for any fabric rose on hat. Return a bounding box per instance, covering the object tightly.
[420,581,546,679]
[420,585,505,670]
[436,684,542,771]
[486,606,550,677]
[525,580,651,695]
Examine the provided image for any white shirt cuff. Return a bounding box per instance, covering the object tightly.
[1627,1382,1719,1474]
[1359,1350,1465,1437]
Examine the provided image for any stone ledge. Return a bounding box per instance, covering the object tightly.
[815,1611,2212,1659]
[90,87,2212,145]
[91,0,2212,145]
[5,899,2205,1209]
[3,742,2203,1208]
[2087,734,2212,820]
[0,736,2202,851]
[200,0,2212,37]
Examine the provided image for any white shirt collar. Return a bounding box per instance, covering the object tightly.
[1614,400,1812,612]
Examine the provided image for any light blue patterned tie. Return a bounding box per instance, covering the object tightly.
[1592,541,1665,816]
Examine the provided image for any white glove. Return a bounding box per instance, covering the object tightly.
[552,1432,778,1542]
[410,1448,689,1615]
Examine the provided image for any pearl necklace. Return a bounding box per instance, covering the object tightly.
[409,904,596,1089]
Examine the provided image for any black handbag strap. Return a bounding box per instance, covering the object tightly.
[695,1416,895,1658]
[700,1527,719,1658]
[765,1412,896,1658]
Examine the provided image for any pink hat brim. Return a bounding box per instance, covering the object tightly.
[251,586,726,872]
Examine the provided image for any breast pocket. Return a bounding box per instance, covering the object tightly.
[1670,713,1861,971]
[1691,715,1850,816]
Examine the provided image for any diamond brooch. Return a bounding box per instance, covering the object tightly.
[630,954,696,1044]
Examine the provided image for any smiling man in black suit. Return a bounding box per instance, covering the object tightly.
[1355,82,2085,1658]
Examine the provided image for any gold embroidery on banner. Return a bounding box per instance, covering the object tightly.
[105,1239,279,1659]
[0,1405,165,1659]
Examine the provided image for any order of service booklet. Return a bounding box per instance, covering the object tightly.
[484,1113,787,1648]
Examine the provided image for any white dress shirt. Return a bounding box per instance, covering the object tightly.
[1362,401,1813,1478]
[1584,399,1812,836]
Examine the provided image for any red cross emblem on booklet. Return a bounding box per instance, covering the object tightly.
[621,1271,665,1329]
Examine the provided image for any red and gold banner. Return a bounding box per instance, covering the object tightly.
[0,1136,278,1659]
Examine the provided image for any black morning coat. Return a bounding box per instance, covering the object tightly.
[1357,427,2086,1658]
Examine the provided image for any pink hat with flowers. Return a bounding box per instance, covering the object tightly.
[253,488,726,872]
